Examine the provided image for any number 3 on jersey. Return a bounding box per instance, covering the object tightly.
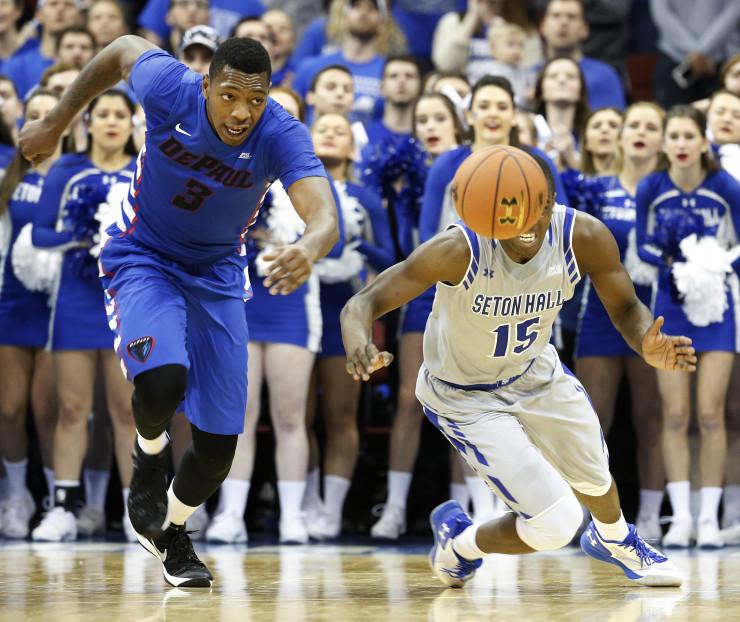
[488,316,540,358]
[172,178,213,211]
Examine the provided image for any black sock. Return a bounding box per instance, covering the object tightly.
[54,483,80,513]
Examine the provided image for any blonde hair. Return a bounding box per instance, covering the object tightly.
[326,0,406,56]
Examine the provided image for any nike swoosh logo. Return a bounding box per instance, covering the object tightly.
[174,123,192,137]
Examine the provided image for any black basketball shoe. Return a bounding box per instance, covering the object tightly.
[138,523,213,588]
[128,440,171,539]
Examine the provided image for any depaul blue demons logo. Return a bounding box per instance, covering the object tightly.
[127,336,154,363]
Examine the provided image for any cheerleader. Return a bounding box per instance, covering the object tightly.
[0,89,62,538]
[637,105,740,549]
[574,102,666,541]
[305,112,394,539]
[30,89,138,542]
[206,91,344,544]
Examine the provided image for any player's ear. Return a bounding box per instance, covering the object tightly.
[201,74,210,98]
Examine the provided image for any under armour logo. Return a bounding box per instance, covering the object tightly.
[438,524,450,539]
[588,531,597,546]
[482,268,494,278]
[239,152,252,159]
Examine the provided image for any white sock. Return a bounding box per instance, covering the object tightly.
[122,487,130,512]
[386,471,412,509]
[466,476,494,519]
[83,468,110,512]
[690,489,701,520]
[303,467,322,511]
[323,475,350,521]
[593,511,630,541]
[666,481,691,520]
[166,483,198,526]
[452,523,485,561]
[723,485,740,525]
[278,480,306,521]
[2,458,28,500]
[637,489,663,520]
[699,486,723,523]
[137,431,169,455]
[218,478,250,516]
[450,483,470,510]
[43,467,55,498]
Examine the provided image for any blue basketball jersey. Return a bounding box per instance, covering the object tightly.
[120,50,327,265]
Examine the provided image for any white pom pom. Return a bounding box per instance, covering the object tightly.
[623,228,657,286]
[90,182,128,258]
[314,241,364,284]
[265,181,305,246]
[11,224,62,293]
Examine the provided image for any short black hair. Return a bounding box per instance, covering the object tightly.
[209,37,271,82]
[55,25,96,54]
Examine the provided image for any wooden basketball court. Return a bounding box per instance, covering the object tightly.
[0,541,739,621]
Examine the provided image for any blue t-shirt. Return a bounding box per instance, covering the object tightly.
[121,49,327,265]
[293,52,385,125]
[392,0,466,60]
[579,57,626,111]
[138,0,265,40]
[291,17,335,69]
[3,46,53,99]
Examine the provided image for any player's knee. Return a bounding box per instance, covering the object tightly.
[515,492,582,551]
[133,364,187,419]
[191,426,238,480]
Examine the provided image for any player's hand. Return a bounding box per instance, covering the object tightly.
[345,342,394,381]
[18,117,63,167]
[641,316,697,372]
[262,244,313,295]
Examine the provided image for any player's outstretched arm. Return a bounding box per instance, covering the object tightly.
[19,35,157,166]
[341,227,470,381]
[262,176,340,295]
[574,212,697,372]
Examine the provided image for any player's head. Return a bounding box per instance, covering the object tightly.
[580,107,623,176]
[619,102,664,170]
[412,93,465,156]
[311,112,354,178]
[707,90,740,146]
[498,151,556,261]
[468,75,519,148]
[86,88,137,156]
[203,37,271,146]
[306,65,354,116]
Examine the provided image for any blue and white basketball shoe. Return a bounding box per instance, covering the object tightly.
[580,521,683,587]
[429,501,483,588]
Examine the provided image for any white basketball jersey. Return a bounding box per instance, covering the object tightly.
[422,204,580,387]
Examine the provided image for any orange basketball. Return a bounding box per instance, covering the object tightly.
[451,145,549,240]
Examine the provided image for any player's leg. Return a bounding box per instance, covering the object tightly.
[101,349,137,540]
[32,350,96,542]
[655,367,693,546]
[574,356,622,433]
[694,351,734,547]
[372,332,424,539]
[722,356,740,542]
[0,346,36,538]
[206,341,264,544]
[625,356,665,541]
[314,355,361,538]
[29,349,57,508]
[449,450,470,510]
[264,342,315,543]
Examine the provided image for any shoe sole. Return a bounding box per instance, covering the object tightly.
[136,533,213,588]
[581,534,683,587]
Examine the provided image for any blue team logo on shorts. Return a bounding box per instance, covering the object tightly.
[127,336,154,363]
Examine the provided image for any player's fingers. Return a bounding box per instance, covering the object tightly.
[345,359,361,381]
[647,316,664,336]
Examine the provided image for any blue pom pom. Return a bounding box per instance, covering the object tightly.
[62,181,109,280]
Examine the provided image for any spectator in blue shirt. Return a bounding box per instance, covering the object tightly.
[537,0,626,110]
[263,9,297,88]
[0,0,24,68]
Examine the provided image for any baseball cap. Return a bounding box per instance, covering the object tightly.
[179,25,221,55]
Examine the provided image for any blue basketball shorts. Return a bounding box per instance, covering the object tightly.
[99,230,250,435]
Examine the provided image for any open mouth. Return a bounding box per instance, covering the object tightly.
[518,232,536,244]
[633,141,645,149]
[677,153,688,162]
[485,122,501,131]
[224,125,248,138]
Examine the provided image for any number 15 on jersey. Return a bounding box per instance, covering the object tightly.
[488,316,541,358]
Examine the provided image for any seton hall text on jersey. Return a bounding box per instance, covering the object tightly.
[158,136,253,188]
[471,290,564,317]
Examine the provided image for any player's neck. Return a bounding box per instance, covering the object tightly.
[382,104,413,134]
[90,145,131,172]
[619,156,656,195]
[668,164,706,194]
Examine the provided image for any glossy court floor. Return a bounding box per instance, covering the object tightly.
[0,541,739,621]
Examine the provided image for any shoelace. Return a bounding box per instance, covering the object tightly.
[166,529,208,569]
[621,533,667,567]
[441,556,479,580]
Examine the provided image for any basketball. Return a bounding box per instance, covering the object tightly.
[451,145,549,240]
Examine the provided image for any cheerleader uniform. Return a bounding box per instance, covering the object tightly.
[245,180,344,351]
[636,169,740,353]
[575,176,653,357]
[316,179,394,357]
[32,153,135,351]
[0,171,50,347]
